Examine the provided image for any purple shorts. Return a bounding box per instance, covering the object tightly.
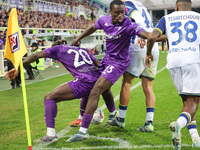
[68,79,96,99]
[98,56,130,84]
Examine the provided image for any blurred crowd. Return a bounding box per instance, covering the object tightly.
[0,0,103,89]
[0,29,6,50]
[0,9,96,30]
[0,0,98,30]
[17,11,96,30]
[0,10,9,27]
[44,0,94,10]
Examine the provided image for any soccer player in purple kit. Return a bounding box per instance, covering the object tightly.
[6,40,116,143]
[67,0,150,142]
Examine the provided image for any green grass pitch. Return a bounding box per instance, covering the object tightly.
[0,51,199,150]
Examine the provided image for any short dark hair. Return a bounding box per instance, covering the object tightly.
[176,0,191,4]
[110,0,124,11]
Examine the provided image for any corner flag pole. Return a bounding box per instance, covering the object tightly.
[3,8,32,150]
[20,60,32,150]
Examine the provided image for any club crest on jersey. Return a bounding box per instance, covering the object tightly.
[9,32,20,53]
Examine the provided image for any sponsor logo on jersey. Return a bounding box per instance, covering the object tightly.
[169,47,196,53]
[106,34,121,39]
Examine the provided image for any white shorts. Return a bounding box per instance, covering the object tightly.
[168,63,200,96]
[126,48,159,80]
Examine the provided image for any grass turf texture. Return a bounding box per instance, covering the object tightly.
[0,51,198,150]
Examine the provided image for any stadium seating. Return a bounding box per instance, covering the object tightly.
[0,0,108,77]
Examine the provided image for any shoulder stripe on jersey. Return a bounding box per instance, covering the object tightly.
[129,10,138,19]
[154,28,163,35]
[125,6,129,14]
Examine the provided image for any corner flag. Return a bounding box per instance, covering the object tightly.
[4,8,32,150]
[4,8,27,70]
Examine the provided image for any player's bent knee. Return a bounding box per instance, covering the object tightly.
[44,94,48,100]
[44,92,54,100]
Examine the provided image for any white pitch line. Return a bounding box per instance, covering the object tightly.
[33,135,192,149]
[0,72,69,92]
[33,143,192,150]
[33,67,168,150]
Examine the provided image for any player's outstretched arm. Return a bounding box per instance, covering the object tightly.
[23,51,46,67]
[156,34,167,42]
[136,34,166,49]
[138,30,150,40]
[145,29,161,67]
[73,24,97,45]
[5,51,47,81]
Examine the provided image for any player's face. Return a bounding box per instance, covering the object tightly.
[110,4,125,25]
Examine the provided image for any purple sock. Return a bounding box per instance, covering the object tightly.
[80,98,88,117]
[81,113,93,129]
[44,99,57,128]
[106,101,116,113]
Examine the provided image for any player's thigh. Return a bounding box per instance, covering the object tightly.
[92,76,112,94]
[46,82,76,102]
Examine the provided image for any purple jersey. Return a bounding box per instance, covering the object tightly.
[44,45,101,82]
[95,15,144,62]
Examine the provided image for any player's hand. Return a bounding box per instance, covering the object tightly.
[62,39,67,44]
[136,39,146,49]
[145,54,153,68]
[72,39,79,46]
[5,68,19,81]
[52,40,63,46]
